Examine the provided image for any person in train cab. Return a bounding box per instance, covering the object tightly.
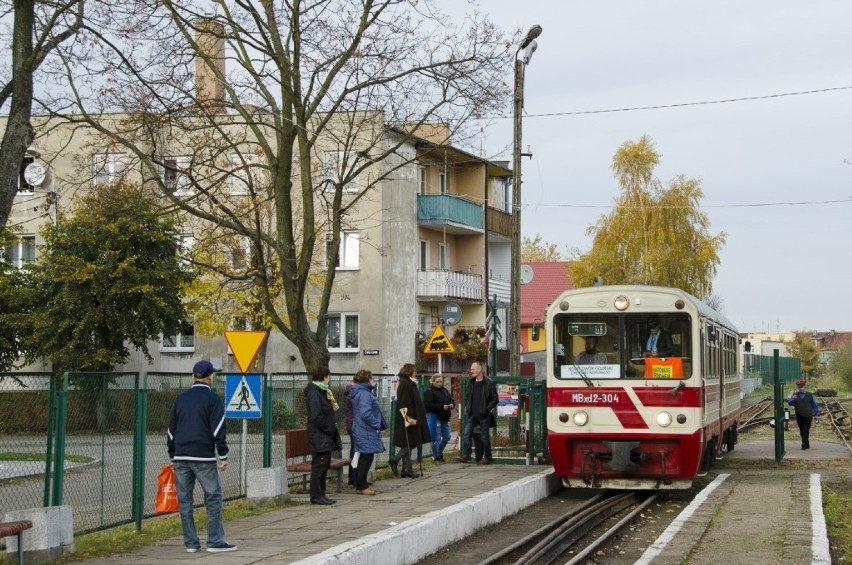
[643,320,673,357]
[574,336,608,365]
[788,379,819,450]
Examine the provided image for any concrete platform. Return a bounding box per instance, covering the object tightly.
[73,463,560,565]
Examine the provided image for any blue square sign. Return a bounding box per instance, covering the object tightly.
[224,374,262,419]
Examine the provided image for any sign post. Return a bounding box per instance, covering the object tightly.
[223,330,269,485]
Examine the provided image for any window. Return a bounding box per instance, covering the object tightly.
[162,156,192,195]
[161,321,195,352]
[438,242,448,270]
[176,234,195,269]
[322,150,360,193]
[327,313,359,351]
[3,235,36,269]
[92,153,129,187]
[419,240,430,270]
[231,237,251,270]
[418,313,430,335]
[438,172,447,194]
[227,153,264,195]
[326,231,359,270]
[418,166,426,194]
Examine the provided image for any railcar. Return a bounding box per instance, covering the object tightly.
[545,285,741,489]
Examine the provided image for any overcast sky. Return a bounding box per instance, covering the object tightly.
[448,0,852,333]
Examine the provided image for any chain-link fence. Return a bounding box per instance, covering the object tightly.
[1,370,546,536]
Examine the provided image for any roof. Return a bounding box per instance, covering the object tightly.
[520,262,574,325]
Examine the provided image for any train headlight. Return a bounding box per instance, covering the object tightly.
[613,295,629,311]
[656,411,673,427]
[573,411,589,426]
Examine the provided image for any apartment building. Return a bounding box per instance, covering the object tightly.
[2,119,513,378]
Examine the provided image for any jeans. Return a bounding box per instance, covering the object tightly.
[426,413,451,459]
[461,415,492,461]
[173,461,225,549]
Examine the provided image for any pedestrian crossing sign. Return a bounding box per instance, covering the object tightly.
[422,326,455,354]
[225,374,262,419]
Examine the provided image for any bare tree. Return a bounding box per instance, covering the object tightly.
[0,0,84,228]
[42,0,512,370]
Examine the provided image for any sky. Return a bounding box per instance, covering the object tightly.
[446,0,852,333]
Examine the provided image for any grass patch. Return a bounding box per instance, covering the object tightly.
[0,452,92,464]
[825,481,852,564]
[36,498,302,564]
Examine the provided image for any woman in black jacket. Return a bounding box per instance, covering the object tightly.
[389,363,431,478]
[422,374,454,462]
[304,365,342,505]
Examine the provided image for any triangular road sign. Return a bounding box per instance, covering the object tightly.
[224,330,269,373]
[423,326,455,354]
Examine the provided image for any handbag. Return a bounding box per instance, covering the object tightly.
[155,464,179,514]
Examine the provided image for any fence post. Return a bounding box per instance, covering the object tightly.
[263,373,272,468]
[43,375,57,507]
[773,350,785,463]
[133,372,148,531]
[51,372,69,507]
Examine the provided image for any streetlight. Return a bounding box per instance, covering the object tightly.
[510,25,542,377]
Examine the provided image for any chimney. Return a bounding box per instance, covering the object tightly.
[194,19,226,113]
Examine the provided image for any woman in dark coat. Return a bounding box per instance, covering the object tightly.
[389,363,431,478]
[304,365,341,505]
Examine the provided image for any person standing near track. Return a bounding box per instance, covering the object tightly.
[167,360,237,553]
[350,369,388,495]
[389,363,431,478]
[423,373,454,462]
[305,365,342,505]
[456,361,498,465]
[788,379,819,450]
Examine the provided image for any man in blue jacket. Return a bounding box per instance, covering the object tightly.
[167,360,237,553]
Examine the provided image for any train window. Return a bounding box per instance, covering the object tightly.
[552,312,692,380]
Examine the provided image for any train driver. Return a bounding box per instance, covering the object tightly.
[643,320,673,357]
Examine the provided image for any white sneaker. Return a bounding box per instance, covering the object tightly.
[186,547,199,553]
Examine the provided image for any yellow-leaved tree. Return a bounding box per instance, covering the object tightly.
[571,135,725,299]
[522,234,563,262]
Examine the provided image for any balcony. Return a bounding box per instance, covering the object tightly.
[417,194,483,234]
[486,206,512,238]
[417,270,483,302]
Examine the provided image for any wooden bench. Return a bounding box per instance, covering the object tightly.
[0,520,33,565]
[284,428,351,493]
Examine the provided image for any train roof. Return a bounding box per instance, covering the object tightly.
[551,285,738,333]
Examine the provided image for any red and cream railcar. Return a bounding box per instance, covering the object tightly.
[546,286,741,489]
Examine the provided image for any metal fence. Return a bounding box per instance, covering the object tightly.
[743,353,802,384]
[0,370,546,536]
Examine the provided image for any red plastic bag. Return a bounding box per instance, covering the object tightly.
[155,464,179,514]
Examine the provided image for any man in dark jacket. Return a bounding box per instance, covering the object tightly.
[456,361,498,465]
[167,360,236,553]
[788,379,820,449]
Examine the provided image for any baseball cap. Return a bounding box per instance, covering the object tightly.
[192,360,220,378]
[795,379,806,386]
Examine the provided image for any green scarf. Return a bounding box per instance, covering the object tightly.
[313,382,338,411]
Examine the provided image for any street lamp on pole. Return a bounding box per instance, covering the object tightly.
[510,24,542,377]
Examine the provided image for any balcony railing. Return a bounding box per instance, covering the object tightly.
[417,270,483,301]
[486,207,512,238]
[417,194,483,231]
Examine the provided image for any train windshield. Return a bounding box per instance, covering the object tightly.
[552,312,692,380]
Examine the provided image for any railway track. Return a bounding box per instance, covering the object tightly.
[476,491,659,565]
[820,397,852,453]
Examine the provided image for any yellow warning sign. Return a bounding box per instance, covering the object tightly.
[422,326,455,354]
[224,330,269,373]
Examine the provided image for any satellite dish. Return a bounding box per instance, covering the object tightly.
[520,265,534,285]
